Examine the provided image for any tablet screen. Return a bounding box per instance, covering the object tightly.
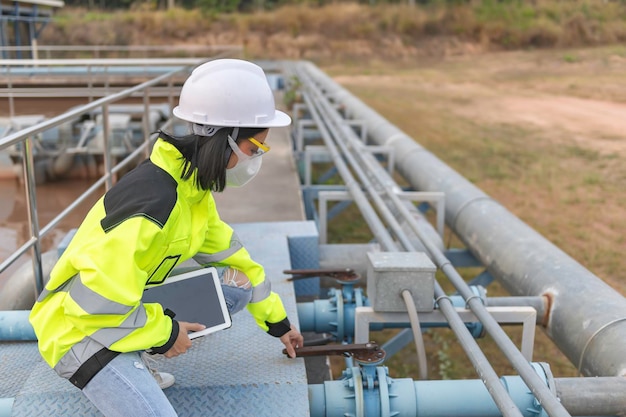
[143,267,232,339]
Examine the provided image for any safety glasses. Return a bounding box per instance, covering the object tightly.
[247,137,270,157]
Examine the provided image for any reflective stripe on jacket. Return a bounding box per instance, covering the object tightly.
[29,138,288,376]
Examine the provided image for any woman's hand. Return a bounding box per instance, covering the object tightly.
[280,324,304,358]
[164,321,206,358]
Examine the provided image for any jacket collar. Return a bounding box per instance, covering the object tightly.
[149,138,207,203]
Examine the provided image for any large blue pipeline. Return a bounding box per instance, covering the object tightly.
[308,361,626,417]
[310,363,553,417]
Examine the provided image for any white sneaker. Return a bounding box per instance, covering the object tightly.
[152,371,176,389]
[141,352,176,389]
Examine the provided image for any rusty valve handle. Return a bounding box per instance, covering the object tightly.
[283,268,360,282]
[282,342,385,363]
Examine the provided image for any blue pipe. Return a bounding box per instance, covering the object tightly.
[310,363,551,417]
[0,310,36,341]
[0,398,13,417]
[297,286,486,341]
[4,283,483,343]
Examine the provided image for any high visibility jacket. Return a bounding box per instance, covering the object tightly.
[29,139,290,381]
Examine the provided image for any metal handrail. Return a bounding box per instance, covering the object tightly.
[0,58,214,66]
[0,60,202,292]
[0,44,244,60]
[0,52,242,112]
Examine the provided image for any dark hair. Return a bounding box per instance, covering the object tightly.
[158,127,266,192]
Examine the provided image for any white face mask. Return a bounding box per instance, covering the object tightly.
[226,135,262,187]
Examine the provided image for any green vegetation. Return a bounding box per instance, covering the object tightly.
[43,1,626,61]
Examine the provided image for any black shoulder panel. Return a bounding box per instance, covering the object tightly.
[101,160,178,233]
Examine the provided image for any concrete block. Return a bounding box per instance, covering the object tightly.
[366,252,436,312]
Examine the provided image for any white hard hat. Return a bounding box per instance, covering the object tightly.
[173,59,291,128]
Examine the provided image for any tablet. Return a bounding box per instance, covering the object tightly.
[143,267,232,339]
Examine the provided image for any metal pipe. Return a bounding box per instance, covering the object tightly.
[294,64,418,253]
[0,250,58,310]
[298,290,547,341]
[296,61,568,417]
[310,363,553,417]
[0,398,13,417]
[299,60,626,378]
[6,66,15,118]
[21,135,43,294]
[297,289,491,339]
[304,62,547,395]
[298,65,443,253]
[299,90,396,251]
[102,104,112,190]
[320,244,547,323]
[295,64,532,417]
[432,286,524,417]
[0,311,36,340]
[309,365,625,417]
[401,289,428,380]
[0,44,242,58]
[427,236,570,415]
[0,58,205,67]
[487,296,548,324]
[142,88,151,159]
[554,376,626,416]
[301,76,418,252]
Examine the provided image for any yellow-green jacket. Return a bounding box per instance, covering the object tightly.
[29,139,290,384]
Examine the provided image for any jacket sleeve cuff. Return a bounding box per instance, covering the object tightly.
[150,319,179,354]
[265,317,291,337]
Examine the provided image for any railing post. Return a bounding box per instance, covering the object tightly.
[167,78,174,115]
[87,64,93,102]
[143,88,151,158]
[21,136,43,294]
[102,104,113,190]
[5,66,15,118]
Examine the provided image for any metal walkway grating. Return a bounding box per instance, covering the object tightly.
[5,221,317,417]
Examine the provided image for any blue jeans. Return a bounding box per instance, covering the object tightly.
[82,271,252,417]
[221,283,252,314]
[83,351,176,417]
